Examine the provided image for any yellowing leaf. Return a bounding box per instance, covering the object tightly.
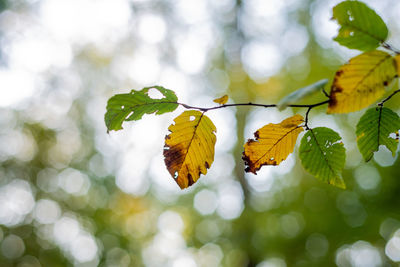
[395,55,400,75]
[213,95,229,105]
[164,110,216,189]
[243,114,304,174]
[328,50,398,113]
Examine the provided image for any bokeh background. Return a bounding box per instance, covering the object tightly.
[1,0,400,266]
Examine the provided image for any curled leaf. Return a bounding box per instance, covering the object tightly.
[213,95,229,105]
[328,50,398,114]
[277,79,329,111]
[164,110,216,189]
[243,114,304,174]
[105,86,178,132]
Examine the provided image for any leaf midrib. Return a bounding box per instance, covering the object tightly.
[106,100,178,129]
[309,129,337,179]
[349,53,392,93]
[253,126,302,166]
[338,21,385,44]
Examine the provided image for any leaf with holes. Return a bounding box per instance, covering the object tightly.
[213,95,229,105]
[243,114,304,174]
[328,50,398,114]
[332,1,388,51]
[299,127,346,189]
[277,79,329,111]
[164,110,216,189]
[356,107,400,161]
[105,86,179,132]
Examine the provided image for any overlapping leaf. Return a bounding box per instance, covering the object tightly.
[299,127,346,189]
[332,1,388,51]
[356,107,400,161]
[164,110,216,189]
[277,79,329,111]
[105,86,178,132]
[328,50,398,114]
[213,95,229,105]
[243,115,304,174]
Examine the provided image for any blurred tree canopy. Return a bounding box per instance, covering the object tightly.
[1,0,400,266]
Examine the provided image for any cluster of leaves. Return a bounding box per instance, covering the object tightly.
[105,1,400,190]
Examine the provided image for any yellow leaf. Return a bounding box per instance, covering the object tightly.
[164,110,216,189]
[213,95,228,105]
[395,54,400,75]
[328,50,397,113]
[243,114,304,174]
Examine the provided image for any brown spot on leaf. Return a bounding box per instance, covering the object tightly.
[163,110,216,189]
[163,142,185,180]
[336,70,344,77]
[187,174,194,186]
[242,151,257,174]
[242,150,264,174]
[328,85,341,109]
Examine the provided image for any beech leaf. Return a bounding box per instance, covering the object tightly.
[164,110,216,189]
[105,86,178,132]
[328,50,398,114]
[299,127,346,189]
[277,79,329,111]
[356,107,400,161]
[332,1,388,51]
[213,95,229,105]
[243,114,304,174]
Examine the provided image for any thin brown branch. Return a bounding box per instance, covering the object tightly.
[382,42,400,55]
[177,100,330,112]
[378,89,400,106]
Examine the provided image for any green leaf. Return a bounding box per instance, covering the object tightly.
[105,86,179,132]
[299,127,346,189]
[277,79,329,111]
[332,1,388,51]
[356,107,400,161]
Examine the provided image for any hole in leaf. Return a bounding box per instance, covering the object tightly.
[190,116,196,121]
[389,132,397,139]
[270,157,274,161]
[174,172,178,179]
[147,88,164,99]
[121,105,125,109]
[307,136,311,142]
[347,11,354,21]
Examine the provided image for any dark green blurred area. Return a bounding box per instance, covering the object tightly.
[1,0,400,266]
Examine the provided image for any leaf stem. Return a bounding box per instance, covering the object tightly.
[304,107,312,130]
[378,89,400,106]
[382,42,400,54]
